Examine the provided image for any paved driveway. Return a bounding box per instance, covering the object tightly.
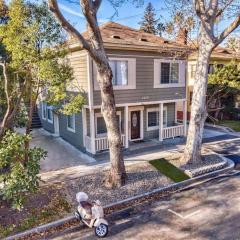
[48,172,240,240]
[30,129,95,173]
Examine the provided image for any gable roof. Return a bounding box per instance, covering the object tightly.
[69,21,189,53]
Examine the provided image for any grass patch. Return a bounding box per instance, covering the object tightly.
[149,158,190,182]
[217,120,240,132]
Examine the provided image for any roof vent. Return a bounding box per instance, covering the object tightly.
[140,38,148,42]
[112,35,121,39]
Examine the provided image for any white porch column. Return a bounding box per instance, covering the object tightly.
[82,107,87,147]
[124,106,129,148]
[159,103,164,141]
[183,100,188,136]
[90,108,96,154]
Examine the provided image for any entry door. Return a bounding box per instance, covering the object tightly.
[131,111,141,140]
[54,113,60,136]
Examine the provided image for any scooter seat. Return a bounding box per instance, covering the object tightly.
[80,201,93,210]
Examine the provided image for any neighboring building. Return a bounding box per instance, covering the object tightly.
[38,22,189,155]
[178,46,240,120]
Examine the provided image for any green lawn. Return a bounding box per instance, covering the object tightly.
[149,158,190,183]
[217,120,240,132]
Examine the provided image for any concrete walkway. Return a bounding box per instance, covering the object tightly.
[30,127,238,182]
[30,129,95,173]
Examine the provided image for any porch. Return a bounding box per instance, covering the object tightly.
[83,100,187,154]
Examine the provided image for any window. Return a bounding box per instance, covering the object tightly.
[42,103,47,120]
[109,60,128,86]
[95,112,121,137]
[67,114,75,132]
[147,107,167,131]
[94,58,136,90]
[208,64,214,74]
[154,60,184,88]
[47,107,53,123]
[160,62,179,84]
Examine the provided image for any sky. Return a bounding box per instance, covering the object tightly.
[57,0,239,41]
[58,0,171,32]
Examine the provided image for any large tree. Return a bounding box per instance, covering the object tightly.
[48,0,126,188]
[0,0,74,143]
[167,0,240,163]
[139,2,165,36]
[207,62,240,120]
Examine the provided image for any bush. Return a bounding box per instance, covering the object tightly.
[0,131,47,209]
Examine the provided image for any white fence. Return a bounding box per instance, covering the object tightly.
[85,135,126,152]
[95,135,126,152]
[163,125,184,139]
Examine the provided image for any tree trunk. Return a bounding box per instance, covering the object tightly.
[181,27,214,164]
[97,65,126,188]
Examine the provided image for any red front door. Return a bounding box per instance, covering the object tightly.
[131,111,141,140]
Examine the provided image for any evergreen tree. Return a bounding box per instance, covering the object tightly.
[139,2,164,36]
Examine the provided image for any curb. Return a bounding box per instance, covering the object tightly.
[6,158,235,240]
[204,123,235,133]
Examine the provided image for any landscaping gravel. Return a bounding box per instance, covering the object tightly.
[62,162,172,207]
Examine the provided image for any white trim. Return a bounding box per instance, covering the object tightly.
[146,106,167,131]
[159,103,163,141]
[67,114,76,133]
[154,59,186,88]
[95,111,121,138]
[124,106,129,148]
[90,98,187,109]
[93,57,136,91]
[183,100,188,136]
[90,109,96,154]
[87,54,93,109]
[82,108,87,147]
[107,53,187,59]
[53,113,59,136]
[129,107,144,141]
[47,106,53,124]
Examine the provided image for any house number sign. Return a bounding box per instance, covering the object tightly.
[132,113,138,127]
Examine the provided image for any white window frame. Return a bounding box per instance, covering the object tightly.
[94,57,136,90]
[147,107,167,131]
[95,111,121,138]
[47,106,53,123]
[67,114,76,132]
[154,59,185,88]
[42,102,47,120]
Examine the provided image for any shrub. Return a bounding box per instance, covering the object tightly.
[0,131,47,209]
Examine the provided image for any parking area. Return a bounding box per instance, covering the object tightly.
[49,171,240,240]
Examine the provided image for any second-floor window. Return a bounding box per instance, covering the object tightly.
[109,60,128,86]
[94,57,136,90]
[161,62,179,84]
[154,60,185,88]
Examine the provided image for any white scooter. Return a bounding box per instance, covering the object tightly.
[74,192,109,238]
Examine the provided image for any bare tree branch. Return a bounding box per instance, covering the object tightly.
[48,0,92,52]
[216,15,240,46]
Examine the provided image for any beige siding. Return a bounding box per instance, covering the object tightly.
[92,49,186,106]
[67,51,89,103]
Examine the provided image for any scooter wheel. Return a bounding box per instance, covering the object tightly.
[95,224,108,238]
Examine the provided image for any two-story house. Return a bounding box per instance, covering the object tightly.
[38,22,189,156]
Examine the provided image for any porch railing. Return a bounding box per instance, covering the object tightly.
[163,125,184,139]
[95,135,126,152]
[85,135,126,153]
